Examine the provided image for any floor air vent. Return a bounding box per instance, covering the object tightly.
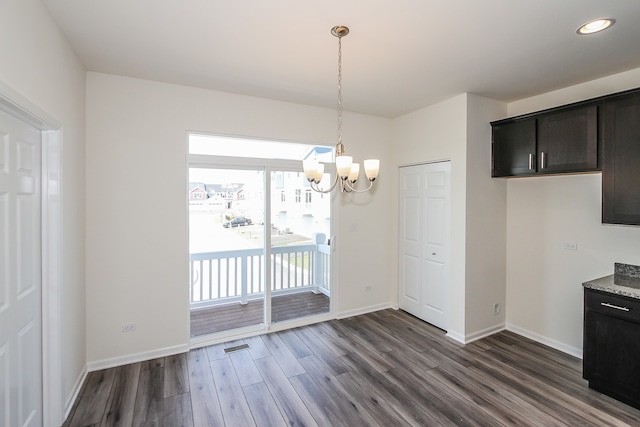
[224,343,249,353]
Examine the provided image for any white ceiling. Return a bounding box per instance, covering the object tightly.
[42,0,640,118]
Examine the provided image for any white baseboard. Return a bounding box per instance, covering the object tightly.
[64,365,87,421]
[506,323,583,359]
[462,323,506,344]
[86,343,190,372]
[336,302,395,319]
[445,330,465,344]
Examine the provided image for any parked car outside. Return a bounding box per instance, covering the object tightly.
[223,217,252,228]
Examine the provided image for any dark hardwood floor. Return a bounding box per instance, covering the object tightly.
[64,309,640,426]
[190,292,330,336]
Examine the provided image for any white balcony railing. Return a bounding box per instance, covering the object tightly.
[189,243,330,308]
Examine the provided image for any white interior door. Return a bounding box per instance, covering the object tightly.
[398,166,423,316]
[421,162,450,329]
[0,108,43,427]
[398,162,450,331]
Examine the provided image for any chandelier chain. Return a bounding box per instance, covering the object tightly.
[337,35,343,149]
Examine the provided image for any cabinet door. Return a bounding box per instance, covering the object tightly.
[601,93,640,225]
[491,119,536,177]
[584,309,640,408]
[537,106,598,173]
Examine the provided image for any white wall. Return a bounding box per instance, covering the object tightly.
[85,72,392,365]
[0,0,86,417]
[505,68,640,356]
[391,94,468,337]
[391,93,508,341]
[464,94,507,338]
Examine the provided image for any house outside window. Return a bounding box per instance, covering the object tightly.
[295,189,301,203]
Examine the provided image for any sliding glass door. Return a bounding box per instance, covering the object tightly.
[188,167,266,337]
[188,134,334,339]
[269,170,331,324]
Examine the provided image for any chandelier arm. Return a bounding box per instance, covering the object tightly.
[341,179,375,193]
[309,174,341,194]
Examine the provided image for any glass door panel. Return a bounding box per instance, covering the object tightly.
[188,167,265,337]
[270,170,331,324]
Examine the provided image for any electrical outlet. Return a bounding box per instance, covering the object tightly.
[365,285,373,292]
[122,323,136,332]
[563,242,578,251]
[493,303,501,315]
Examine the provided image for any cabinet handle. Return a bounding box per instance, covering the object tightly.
[540,152,546,169]
[528,153,534,171]
[601,302,630,312]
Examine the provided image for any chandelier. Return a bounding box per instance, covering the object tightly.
[303,26,380,193]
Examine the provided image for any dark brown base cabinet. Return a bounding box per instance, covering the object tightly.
[583,289,640,409]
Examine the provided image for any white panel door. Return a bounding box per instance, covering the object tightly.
[0,109,42,427]
[421,162,450,329]
[398,167,422,316]
[398,162,450,331]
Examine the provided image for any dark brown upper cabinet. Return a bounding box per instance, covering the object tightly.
[601,91,640,225]
[537,106,598,173]
[491,105,598,177]
[491,118,536,177]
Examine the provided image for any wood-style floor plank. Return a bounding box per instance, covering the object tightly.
[209,356,256,426]
[254,356,318,427]
[205,339,239,362]
[298,355,381,426]
[472,348,633,426]
[244,335,272,360]
[162,393,194,427]
[259,332,306,378]
[131,366,164,426]
[242,382,288,427]
[66,368,116,427]
[320,321,394,373]
[334,370,414,427]
[100,363,140,427]
[431,358,568,427]
[275,328,313,358]
[292,326,350,376]
[229,348,263,387]
[340,316,395,353]
[186,348,225,427]
[340,351,444,427]
[288,373,347,427]
[140,357,164,371]
[64,309,640,426]
[163,353,189,398]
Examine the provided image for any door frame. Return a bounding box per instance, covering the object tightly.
[398,160,451,331]
[187,152,336,345]
[0,82,63,424]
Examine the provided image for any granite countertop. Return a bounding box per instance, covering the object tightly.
[583,263,640,299]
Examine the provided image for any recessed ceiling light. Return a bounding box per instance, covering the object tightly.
[577,18,616,35]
